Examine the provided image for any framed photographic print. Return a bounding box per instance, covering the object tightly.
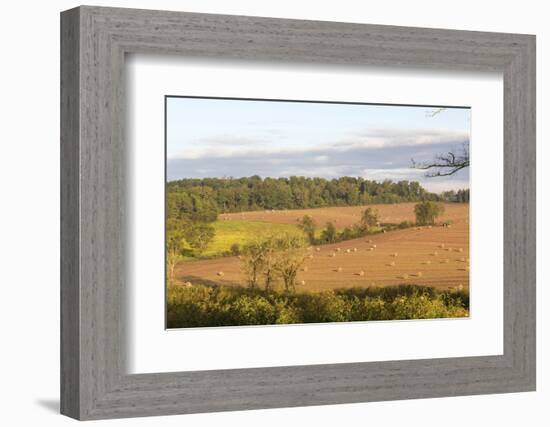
[61,6,536,420]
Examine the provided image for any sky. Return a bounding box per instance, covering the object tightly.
[166,97,470,193]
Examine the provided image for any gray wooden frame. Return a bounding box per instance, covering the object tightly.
[60,5,536,421]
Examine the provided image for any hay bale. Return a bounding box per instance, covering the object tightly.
[402,274,409,279]
[336,248,341,252]
[391,252,398,257]
[368,248,374,251]
[367,239,373,243]
[308,254,314,259]
[443,259,450,264]
[217,271,224,277]
[457,248,464,253]
[353,248,358,252]
[330,252,336,258]
[184,281,193,288]
[316,247,321,252]
[424,260,431,265]
[345,249,351,254]
[336,267,343,272]
[432,251,438,256]
[303,266,308,272]
[358,270,365,276]
[439,243,446,249]
[372,244,377,249]
[416,272,423,277]
[300,280,306,286]
[457,284,464,291]
[389,261,396,267]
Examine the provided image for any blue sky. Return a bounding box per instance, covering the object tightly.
[166,97,470,192]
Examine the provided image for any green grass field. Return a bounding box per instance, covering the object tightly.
[184,220,303,259]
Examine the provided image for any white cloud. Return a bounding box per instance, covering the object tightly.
[169,128,469,160]
[361,168,426,181]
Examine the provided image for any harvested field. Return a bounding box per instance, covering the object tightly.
[176,203,469,291]
[219,202,467,228]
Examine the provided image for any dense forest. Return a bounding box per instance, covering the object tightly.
[166,176,464,219]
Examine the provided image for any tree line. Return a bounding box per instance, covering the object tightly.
[167,176,443,215]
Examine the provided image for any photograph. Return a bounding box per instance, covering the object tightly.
[165,96,471,329]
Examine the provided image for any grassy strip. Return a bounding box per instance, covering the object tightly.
[167,284,469,328]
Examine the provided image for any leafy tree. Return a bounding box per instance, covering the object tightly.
[273,234,309,292]
[321,222,337,243]
[360,207,379,230]
[182,222,215,254]
[414,201,445,225]
[242,238,269,288]
[298,215,316,243]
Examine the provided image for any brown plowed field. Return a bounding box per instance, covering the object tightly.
[176,203,469,291]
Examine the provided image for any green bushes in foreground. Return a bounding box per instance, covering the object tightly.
[167,284,469,328]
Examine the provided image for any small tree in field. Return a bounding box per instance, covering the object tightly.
[298,215,316,244]
[274,234,309,292]
[321,221,337,243]
[360,207,379,230]
[166,219,187,285]
[242,238,267,288]
[183,222,215,255]
[414,201,445,225]
[242,235,279,290]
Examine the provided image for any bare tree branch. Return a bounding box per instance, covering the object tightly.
[425,107,446,118]
[411,143,470,177]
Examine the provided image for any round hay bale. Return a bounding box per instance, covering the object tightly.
[358,270,365,276]
[217,271,224,277]
[303,266,308,272]
[336,267,343,272]
[316,247,321,252]
[300,280,306,286]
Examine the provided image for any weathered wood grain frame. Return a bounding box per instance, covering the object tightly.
[60,5,536,420]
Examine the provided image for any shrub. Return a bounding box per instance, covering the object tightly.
[230,242,241,256]
[166,284,469,328]
[414,201,445,225]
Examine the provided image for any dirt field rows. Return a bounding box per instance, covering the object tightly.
[176,203,469,291]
